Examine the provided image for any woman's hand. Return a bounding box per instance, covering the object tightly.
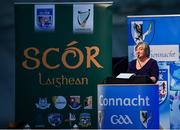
[150,76,157,83]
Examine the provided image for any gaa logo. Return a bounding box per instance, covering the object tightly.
[77,9,90,27]
[73,4,94,33]
[111,115,133,125]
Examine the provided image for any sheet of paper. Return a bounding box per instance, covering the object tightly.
[116,73,135,79]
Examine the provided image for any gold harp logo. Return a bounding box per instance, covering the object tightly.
[77,9,90,27]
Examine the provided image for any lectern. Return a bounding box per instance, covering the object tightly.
[105,75,154,84]
[98,76,159,129]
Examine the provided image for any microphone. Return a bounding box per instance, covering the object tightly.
[137,54,140,59]
[137,54,142,67]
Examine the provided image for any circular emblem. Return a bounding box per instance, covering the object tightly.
[52,96,67,109]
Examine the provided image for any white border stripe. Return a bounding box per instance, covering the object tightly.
[127,14,180,18]
[14,2,113,5]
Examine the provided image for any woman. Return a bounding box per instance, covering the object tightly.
[127,42,159,83]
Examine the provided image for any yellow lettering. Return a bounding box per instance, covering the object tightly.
[42,48,60,69]
[86,46,103,68]
[22,47,40,70]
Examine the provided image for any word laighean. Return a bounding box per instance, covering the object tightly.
[38,73,88,87]
[22,41,103,70]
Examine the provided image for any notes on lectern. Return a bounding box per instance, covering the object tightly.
[116,73,136,79]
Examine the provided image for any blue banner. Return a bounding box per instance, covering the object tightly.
[98,84,159,129]
[127,16,180,62]
[127,15,180,129]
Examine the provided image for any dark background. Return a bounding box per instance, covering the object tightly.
[1,0,180,128]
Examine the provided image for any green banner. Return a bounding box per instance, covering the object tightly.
[15,2,112,129]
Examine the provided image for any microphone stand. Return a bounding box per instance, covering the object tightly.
[137,55,142,68]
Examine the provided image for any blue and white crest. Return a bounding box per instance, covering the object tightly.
[34,4,55,31]
[35,97,50,109]
[158,81,168,104]
[68,96,81,110]
[48,113,63,127]
[52,96,67,109]
[140,110,152,128]
[79,113,91,128]
[131,20,155,44]
[69,113,76,121]
[158,66,169,104]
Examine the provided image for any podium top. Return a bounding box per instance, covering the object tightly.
[98,84,158,87]
[105,75,154,84]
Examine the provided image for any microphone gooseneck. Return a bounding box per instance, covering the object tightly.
[137,55,142,68]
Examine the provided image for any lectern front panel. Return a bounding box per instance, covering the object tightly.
[98,84,159,129]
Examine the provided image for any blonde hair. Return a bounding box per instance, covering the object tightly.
[135,42,150,57]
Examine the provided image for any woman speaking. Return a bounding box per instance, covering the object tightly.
[127,42,159,83]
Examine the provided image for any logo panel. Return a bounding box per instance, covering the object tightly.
[111,115,133,125]
[48,113,63,127]
[131,20,155,44]
[84,96,92,109]
[52,96,67,109]
[68,96,81,110]
[34,4,55,31]
[158,81,168,104]
[140,110,152,128]
[79,113,91,128]
[73,4,94,33]
[35,97,50,109]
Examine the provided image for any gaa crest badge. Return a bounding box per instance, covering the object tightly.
[52,96,67,109]
[73,4,94,33]
[35,97,50,109]
[158,81,168,104]
[79,113,91,128]
[77,9,90,28]
[34,4,55,31]
[140,110,152,128]
[48,113,63,127]
[131,20,154,44]
[68,96,81,110]
[84,96,92,109]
